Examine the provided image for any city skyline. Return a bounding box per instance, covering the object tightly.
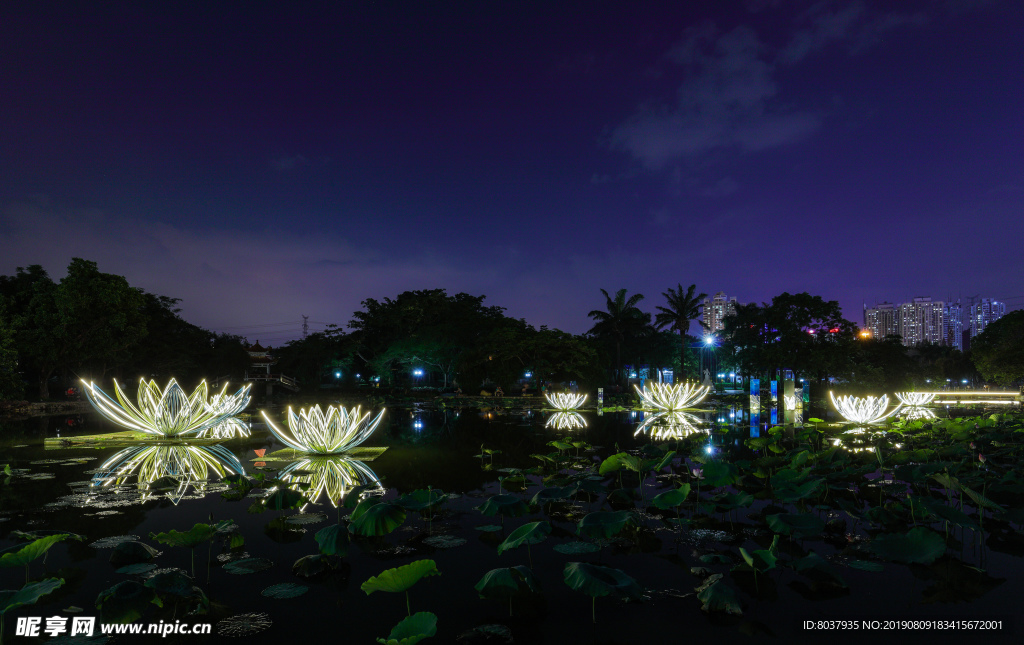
[2,1,1022,343]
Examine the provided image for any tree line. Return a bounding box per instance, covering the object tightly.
[1,259,1020,400]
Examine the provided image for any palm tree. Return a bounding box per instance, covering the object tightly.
[587,288,650,386]
[653,284,707,380]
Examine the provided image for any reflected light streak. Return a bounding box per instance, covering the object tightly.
[634,411,707,441]
[278,455,383,509]
[545,411,587,431]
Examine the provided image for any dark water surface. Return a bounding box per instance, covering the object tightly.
[1,406,1020,644]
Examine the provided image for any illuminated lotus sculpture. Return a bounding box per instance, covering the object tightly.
[262,404,385,454]
[91,444,245,504]
[634,381,710,411]
[545,411,586,431]
[545,392,588,411]
[634,411,706,441]
[895,392,935,406]
[901,406,937,421]
[278,456,383,509]
[829,392,902,425]
[82,378,251,438]
[196,417,251,440]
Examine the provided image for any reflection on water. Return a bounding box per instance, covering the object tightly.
[545,411,586,431]
[900,406,937,421]
[196,416,251,439]
[278,455,383,509]
[91,444,246,504]
[634,411,707,441]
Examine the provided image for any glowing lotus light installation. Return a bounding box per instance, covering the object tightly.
[545,392,588,411]
[901,406,937,421]
[895,392,935,406]
[196,417,251,440]
[634,381,710,411]
[278,456,383,509]
[82,378,251,438]
[262,404,385,454]
[545,411,586,431]
[91,444,245,504]
[634,411,706,441]
[829,392,901,425]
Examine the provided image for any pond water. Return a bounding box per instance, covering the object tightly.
[1,404,1020,643]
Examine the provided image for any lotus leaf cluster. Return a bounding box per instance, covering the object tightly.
[262,404,385,454]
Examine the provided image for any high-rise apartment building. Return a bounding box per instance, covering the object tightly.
[898,298,945,346]
[944,301,963,351]
[702,292,738,334]
[864,302,898,340]
[970,298,1006,337]
[865,298,944,346]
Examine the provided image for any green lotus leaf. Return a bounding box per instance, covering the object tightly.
[0,534,73,568]
[791,551,847,588]
[553,541,600,555]
[0,578,64,616]
[598,453,626,475]
[765,513,826,539]
[869,527,946,564]
[713,491,754,510]
[497,521,551,556]
[699,553,733,564]
[143,570,194,598]
[530,486,573,506]
[223,557,273,575]
[700,462,738,487]
[911,496,980,530]
[95,580,163,624]
[292,554,343,577]
[562,562,641,600]
[109,541,160,567]
[150,520,231,549]
[223,473,253,493]
[314,524,350,556]
[116,563,157,575]
[396,489,447,513]
[476,494,528,519]
[846,559,884,572]
[341,484,376,508]
[652,484,690,510]
[376,611,437,645]
[263,487,308,510]
[577,511,636,540]
[362,560,440,595]
[696,578,742,614]
[475,566,542,600]
[261,583,309,599]
[348,501,406,537]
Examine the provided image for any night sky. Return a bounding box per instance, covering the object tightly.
[2,1,1022,345]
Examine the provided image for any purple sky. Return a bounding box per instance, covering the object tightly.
[2,1,1022,345]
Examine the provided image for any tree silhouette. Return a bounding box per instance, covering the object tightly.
[587,289,650,386]
[653,284,706,380]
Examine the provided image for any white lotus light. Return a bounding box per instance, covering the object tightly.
[82,378,250,437]
[895,392,935,406]
[196,417,251,440]
[91,444,245,504]
[545,411,586,430]
[829,392,902,425]
[784,395,798,410]
[278,456,383,509]
[901,406,937,421]
[634,411,706,441]
[634,382,710,411]
[262,404,385,454]
[545,392,588,410]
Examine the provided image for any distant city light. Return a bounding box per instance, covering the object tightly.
[705,445,714,454]
[524,372,532,378]
[413,369,424,376]
[704,336,715,346]
[335,371,342,378]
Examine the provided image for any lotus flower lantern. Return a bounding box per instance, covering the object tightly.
[634,381,710,411]
[262,404,384,454]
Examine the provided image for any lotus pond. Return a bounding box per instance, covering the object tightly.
[1,403,1022,643]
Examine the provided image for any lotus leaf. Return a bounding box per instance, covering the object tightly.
[109,541,160,567]
[765,513,826,539]
[396,488,447,513]
[577,511,636,540]
[150,520,231,549]
[223,557,273,574]
[377,611,437,645]
[652,484,690,509]
[349,500,407,537]
[696,577,742,614]
[497,521,551,556]
[553,541,600,555]
[911,496,979,530]
[95,580,163,624]
[314,524,350,556]
[0,533,73,569]
[292,554,343,577]
[869,527,946,564]
[261,582,308,599]
[262,487,307,510]
[476,494,528,519]
[700,462,738,487]
[791,552,847,588]
[362,560,440,595]
[143,570,194,598]
[216,612,272,638]
[563,561,641,622]
[531,486,573,506]
[0,578,64,616]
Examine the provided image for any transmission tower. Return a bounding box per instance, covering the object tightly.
[302,315,309,339]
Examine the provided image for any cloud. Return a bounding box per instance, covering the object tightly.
[611,23,820,168]
[780,1,928,64]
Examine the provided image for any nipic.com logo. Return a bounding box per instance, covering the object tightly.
[16,616,212,638]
